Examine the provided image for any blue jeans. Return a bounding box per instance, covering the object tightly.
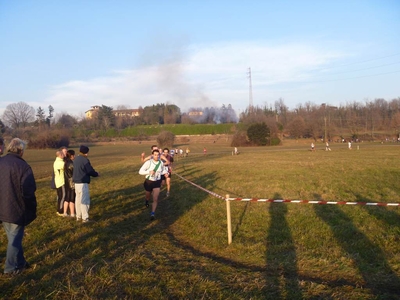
[2,222,26,273]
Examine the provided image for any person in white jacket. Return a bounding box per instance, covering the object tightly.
[139,149,169,220]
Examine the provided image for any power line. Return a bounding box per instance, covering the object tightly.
[200,53,400,87]
[322,61,400,75]
[309,70,400,83]
[326,52,400,69]
[247,67,253,110]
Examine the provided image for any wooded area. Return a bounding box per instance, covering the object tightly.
[1,98,400,144]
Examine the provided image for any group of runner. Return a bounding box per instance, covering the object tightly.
[170,147,190,157]
[139,145,174,220]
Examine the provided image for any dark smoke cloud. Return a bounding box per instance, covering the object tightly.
[187,105,238,124]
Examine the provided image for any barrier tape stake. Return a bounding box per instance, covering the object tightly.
[175,172,399,245]
[226,194,232,245]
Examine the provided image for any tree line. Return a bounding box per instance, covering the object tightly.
[1,98,400,148]
[0,102,238,131]
[239,98,400,142]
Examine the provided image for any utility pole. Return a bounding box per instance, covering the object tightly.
[248,67,253,112]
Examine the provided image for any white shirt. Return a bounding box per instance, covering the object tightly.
[139,159,168,181]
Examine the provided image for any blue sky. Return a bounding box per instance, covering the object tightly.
[1,0,399,120]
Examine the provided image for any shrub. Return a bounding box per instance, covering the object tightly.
[231,131,249,147]
[269,136,281,146]
[12,128,35,141]
[28,130,71,149]
[156,131,175,148]
[247,122,270,146]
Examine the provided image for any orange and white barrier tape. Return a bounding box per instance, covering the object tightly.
[176,172,400,206]
[226,198,400,206]
[175,172,400,244]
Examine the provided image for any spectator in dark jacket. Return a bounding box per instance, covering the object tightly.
[72,145,99,223]
[63,149,76,217]
[0,138,37,275]
[0,137,4,156]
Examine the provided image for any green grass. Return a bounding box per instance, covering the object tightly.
[1,140,400,299]
[117,123,242,136]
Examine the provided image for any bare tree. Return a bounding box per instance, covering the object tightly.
[287,116,306,139]
[390,111,400,134]
[0,118,5,134]
[240,106,268,124]
[274,98,288,124]
[2,102,35,128]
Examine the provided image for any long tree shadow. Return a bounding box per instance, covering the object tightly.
[354,193,400,229]
[11,153,400,298]
[114,171,398,298]
[314,197,400,296]
[0,161,225,298]
[232,202,250,240]
[264,193,302,299]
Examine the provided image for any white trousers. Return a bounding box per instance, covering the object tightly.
[75,183,90,221]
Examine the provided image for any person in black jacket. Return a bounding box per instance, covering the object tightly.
[72,145,99,223]
[0,138,37,275]
[64,149,76,217]
[0,137,4,156]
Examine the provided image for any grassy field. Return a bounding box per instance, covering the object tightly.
[1,139,400,299]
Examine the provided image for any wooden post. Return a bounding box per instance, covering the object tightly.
[226,194,232,245]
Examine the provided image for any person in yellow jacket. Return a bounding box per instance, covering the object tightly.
[53,150,66,216]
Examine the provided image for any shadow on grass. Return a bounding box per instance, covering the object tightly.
[164,194,387,298]
[0,184,148,293]
[232,202,250,239]
[0,165,229,298]
[354,193,400,228]
[4,156,400,298]
[264,193,302,299]
[313,194,400,296]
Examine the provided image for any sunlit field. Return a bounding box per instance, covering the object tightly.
[1,139,400,299]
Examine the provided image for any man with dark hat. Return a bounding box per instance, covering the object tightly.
[72,145,99,223]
